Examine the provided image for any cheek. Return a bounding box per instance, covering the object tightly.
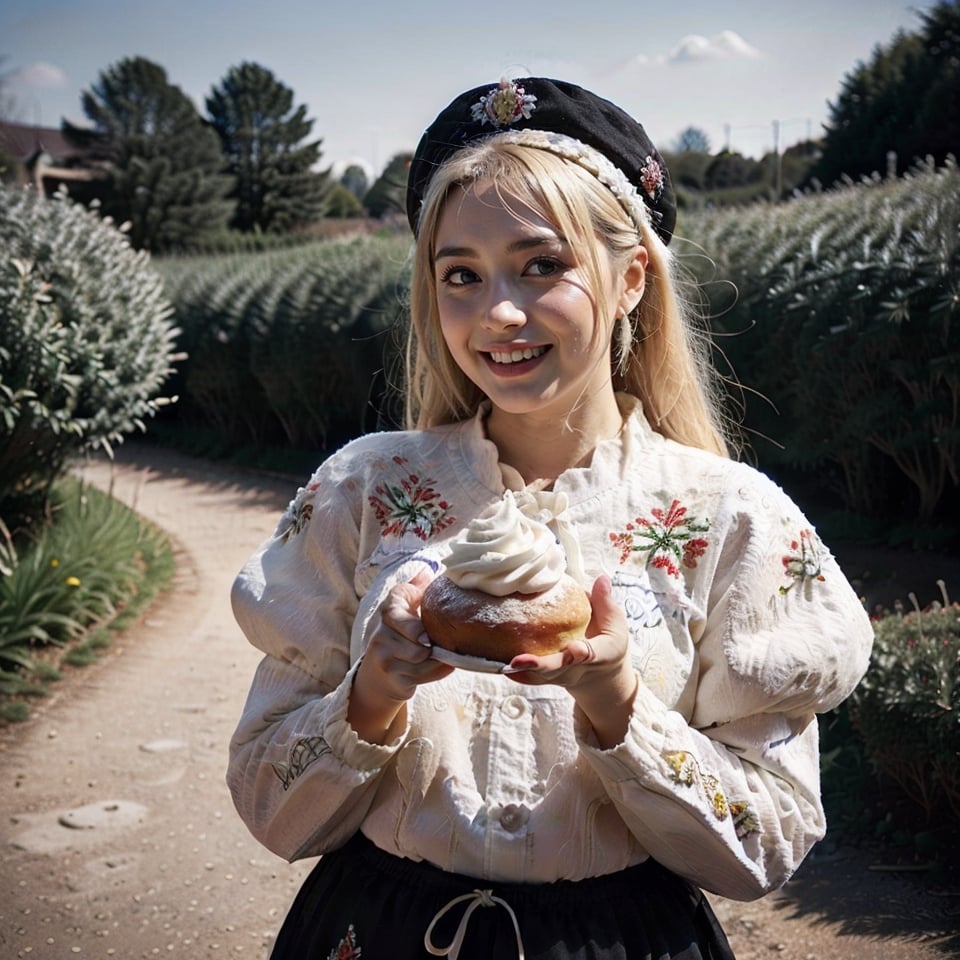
[543,286,603,344]
[437,305,472,355]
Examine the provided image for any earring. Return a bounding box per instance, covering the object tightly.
[614,312,632,374]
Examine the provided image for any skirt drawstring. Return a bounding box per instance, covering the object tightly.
[424,889,526,960]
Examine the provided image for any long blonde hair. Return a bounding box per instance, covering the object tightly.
[405,138,731,457]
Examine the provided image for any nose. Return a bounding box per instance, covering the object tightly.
[484,283,526,330]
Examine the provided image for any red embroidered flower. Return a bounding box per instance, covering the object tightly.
[369,459,455,541]
[278,480,321,542]
[327,924,362,960]
[682,537,709,568]
[609,499,710,578]
[780,528,826,595]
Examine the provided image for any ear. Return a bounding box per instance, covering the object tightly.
[619,246,648,316]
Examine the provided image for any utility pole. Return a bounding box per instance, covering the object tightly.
[772,118,782,199]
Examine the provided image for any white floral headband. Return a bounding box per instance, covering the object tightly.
[494,128,659,236]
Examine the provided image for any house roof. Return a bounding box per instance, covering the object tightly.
[0,120,92,164]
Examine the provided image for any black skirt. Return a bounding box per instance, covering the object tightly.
[270,832,736,960]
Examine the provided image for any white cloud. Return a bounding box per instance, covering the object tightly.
[8,62,68,89]
[668,30,763,64]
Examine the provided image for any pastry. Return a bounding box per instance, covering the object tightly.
[421,492,591,662]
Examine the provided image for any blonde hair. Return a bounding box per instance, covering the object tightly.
[405,138,731,457]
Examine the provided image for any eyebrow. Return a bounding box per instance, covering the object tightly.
[434,234,568,261]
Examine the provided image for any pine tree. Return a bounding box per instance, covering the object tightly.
[364,152,412,219]
[65,56,233,252]
[206,62,330,233]
[812,1,960,185]
[340,163,370,201]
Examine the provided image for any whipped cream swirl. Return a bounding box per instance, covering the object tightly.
[442,491,566,596]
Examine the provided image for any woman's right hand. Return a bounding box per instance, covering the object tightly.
[347,571,453,744]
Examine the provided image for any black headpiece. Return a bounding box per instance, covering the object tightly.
[405,77,676,245]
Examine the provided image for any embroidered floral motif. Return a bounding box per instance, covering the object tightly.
[327,924,362,960]
[730,801,762,840]
[664,749,697,785]
[272,736,331,790]
[470,78,537,128]
[368,457,455,541]
[277,480,321,542]
[609,499,710,577]
[640,155,665,201]
[780,528,826,595]
[662,750,761,839]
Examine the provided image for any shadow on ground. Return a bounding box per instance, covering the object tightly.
[766,843,959,955]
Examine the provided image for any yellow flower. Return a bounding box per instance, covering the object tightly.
[50,558,60,568]
[65,576,81,588]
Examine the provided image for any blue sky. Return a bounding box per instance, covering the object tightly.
[2,0,938,175]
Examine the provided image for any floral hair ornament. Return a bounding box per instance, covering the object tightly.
[640,155,665,203]
[470,78,538,128]
[406,76,677,245]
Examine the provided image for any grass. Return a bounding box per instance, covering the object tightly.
[0,476,175,723]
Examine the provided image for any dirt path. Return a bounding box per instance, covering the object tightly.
[1,444,956,959]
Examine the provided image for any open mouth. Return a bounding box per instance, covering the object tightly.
[487,345,549,365]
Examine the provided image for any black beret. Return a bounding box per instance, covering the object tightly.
[406,77,676,245]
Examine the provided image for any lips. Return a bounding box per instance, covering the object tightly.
[487,345,548,365]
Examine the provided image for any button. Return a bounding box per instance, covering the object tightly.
[501,696,526,719]
[499,804,529,832]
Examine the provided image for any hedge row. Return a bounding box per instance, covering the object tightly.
[680,159,960,538]
[155,234,411,454]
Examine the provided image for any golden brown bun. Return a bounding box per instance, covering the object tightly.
[420,573,591,663]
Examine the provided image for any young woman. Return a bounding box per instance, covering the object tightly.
[228,77,873,959]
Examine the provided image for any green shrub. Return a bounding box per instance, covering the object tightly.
[848,584,960,826]
[0,184,180,529]
[0,476,175,707]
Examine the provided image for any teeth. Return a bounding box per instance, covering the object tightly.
[490,346,546,364]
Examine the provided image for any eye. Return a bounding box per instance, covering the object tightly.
[438,265,480,287]
[525,257,564,278]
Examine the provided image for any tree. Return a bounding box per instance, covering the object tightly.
[812,0,960,185]
[326,182,364,218]
[206,62,330,233]
[64,56,232,252]
[364,152,411,218]
[672,126,711,154]
[703,152,764,190]
[340,163,369,201]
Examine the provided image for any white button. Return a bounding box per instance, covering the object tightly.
[499,804,529,832]
[501,696,526,719]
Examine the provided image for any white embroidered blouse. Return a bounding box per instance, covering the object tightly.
[228,395,873,901]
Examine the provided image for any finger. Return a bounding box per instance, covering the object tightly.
[587,574,627,638]
[559,637,597,666]
[383,624,435,662]
[503,651,566,675]
[383,580,434,647]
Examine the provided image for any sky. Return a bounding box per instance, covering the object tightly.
[1,0,940,177]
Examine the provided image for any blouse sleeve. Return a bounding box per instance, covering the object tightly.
[576,475,873,901]
[226,463,409,862]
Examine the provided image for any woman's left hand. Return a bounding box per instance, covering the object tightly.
[504,574,639,747]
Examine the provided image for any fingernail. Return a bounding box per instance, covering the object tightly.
[416,632,432,647]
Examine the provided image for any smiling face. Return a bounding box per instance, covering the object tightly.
[433,180,644,433]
